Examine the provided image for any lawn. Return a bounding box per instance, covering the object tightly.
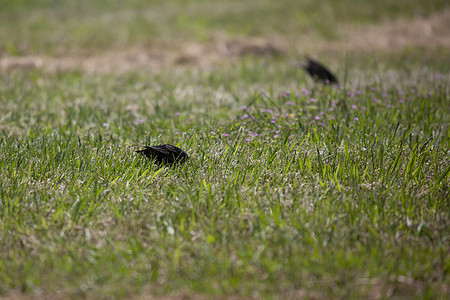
[0,0,449,299]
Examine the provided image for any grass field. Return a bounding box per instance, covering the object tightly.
[1,1,449,299]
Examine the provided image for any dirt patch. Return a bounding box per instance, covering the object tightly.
[1,9,449,74]
[333,8,450,51]
[0,36,285,74]
[1,289,255,300]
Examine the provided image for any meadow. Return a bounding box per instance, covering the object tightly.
[0,0,449,299]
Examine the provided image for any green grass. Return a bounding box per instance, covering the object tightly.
[1,1,450,299]
[1,64,449,298]
[1,0,448,55]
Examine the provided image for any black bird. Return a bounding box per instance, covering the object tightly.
[301,56,339,85]
[136,144,188,165]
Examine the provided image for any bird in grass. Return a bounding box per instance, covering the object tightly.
[136,144,188,165]
[301,56,339,85]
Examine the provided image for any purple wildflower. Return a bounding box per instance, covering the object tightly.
[279,91,291,98]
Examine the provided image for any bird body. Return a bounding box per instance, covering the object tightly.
[301,56,339,85]
[136,144,188,165]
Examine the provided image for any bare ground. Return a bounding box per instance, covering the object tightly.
[314,8,450,53]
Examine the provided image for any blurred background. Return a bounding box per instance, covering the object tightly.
[1,0,449,72]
